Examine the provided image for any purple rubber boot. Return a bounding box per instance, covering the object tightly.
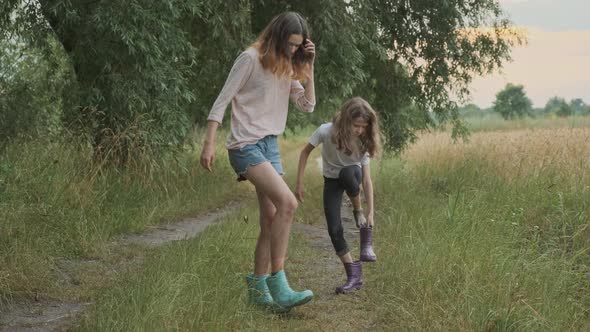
[335,261,363,294]
[360,225,377,262]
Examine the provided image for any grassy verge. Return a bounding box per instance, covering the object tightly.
[0,134,245,305]
[368,129,590,330]
[463,113,590,132]
[72,206,323,331]
[4,121,590,330]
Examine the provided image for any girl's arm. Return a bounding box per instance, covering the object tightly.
[303,39,316,105]
[200,51,254,172]
[304,62,315,105]
[362,163,375,226]
[290,40,316,112]
[295,143,316,202]
[200,120,219,172]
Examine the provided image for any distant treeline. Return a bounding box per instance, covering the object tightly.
[461,83,589,119]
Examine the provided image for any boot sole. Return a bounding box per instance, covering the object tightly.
[360,256,376,262]
[290,294,313,308]
[335,283,364,294]
[273,293,313,312]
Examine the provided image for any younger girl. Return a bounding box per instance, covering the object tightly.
[295,97,381,294]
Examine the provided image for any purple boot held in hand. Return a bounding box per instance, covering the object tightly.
[360,225,376,262]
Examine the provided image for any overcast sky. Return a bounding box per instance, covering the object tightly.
[469,0,590,108]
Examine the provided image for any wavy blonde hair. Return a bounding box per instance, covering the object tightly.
[251,12,312,81]
[332,97,382,158]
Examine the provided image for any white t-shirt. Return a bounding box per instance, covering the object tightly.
[309,123,370,179]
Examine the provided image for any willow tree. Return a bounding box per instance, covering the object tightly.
[360,0,525,150]
[251,0,525,151]
[2,0,250,164]
[2,0,524,161]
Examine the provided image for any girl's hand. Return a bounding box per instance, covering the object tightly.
[367,214,374,227]
[295,184,305,203]
[304,39,315,63]
[200,143,215,172]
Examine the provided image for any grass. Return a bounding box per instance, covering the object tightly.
[463,113,590,132]
[72,207,328,331]
[3,118,590,330]
[366,128,590,330]
[0,134,245,306]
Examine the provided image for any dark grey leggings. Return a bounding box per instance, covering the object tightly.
[323,165,362,256]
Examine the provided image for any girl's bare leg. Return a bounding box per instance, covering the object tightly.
[349,194,362,211]
[338,252,354,264]
[253,188,276,277]
[245,162,298,273]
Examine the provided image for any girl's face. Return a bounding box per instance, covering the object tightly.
[287,34,304,58]
[351,117,369,137]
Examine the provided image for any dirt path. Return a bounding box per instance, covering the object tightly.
[0,201,243,332]
[292,198,379,331]
[1,152,377,331]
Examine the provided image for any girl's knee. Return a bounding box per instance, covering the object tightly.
[259,207,277,222]
[277,193,298,215]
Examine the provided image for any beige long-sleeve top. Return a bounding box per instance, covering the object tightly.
[207,47,315,149]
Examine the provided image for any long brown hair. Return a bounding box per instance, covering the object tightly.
[332,97,382,158]
[251,12,312,81]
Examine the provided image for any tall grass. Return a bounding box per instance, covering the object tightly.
[368,128,590,330]
[71,125,590,330]
[4,119,590,330]
[0,135,244,306]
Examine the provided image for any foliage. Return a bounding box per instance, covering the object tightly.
[186,0,252,125]
[492,83,533,119]
[570,98,586,114]
[544,96,572,118]
[0,22,69,147]
[1,0,522,161]
[250,0,524,152]
[35,0,204,164]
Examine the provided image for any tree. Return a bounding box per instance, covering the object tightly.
[458,103,482,117]
[2,0,256,164]
[544,97,572,117]
[492,83,533,119]
[0,26,70,147]
[252,0,524,151]
[569,98,586,114]
[2,0,523,161]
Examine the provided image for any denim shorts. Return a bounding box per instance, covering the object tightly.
[228,135,284,181]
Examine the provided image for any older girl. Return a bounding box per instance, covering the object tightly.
[200,12,315,312]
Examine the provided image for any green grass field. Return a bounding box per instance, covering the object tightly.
[2,118,590,331]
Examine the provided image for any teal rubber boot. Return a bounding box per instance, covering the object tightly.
[266,270,313,310]
[246,273,290,313]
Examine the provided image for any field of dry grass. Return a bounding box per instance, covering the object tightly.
[404,127,590,185]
